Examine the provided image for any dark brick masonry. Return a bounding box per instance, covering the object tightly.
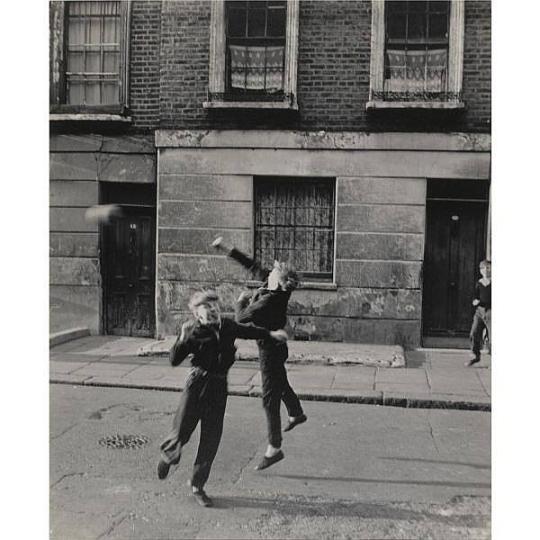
[124,0,490,133]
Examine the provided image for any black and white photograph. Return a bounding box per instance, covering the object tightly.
[7,0,538,538]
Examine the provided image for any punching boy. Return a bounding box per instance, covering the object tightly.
[212,237,307,471]
[157,290,287,507]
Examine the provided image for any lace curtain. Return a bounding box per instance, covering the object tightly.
[385,48,448,94]
[230,45,285,92]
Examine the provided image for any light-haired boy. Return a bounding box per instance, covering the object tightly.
[466,259,491,367]
[157,290,287,507]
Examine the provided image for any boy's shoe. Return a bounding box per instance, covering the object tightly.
[255,450,284,471]
[192,488,213,507]
[465,356,481,367]
[283,414,307,432]
[157,459,171,480]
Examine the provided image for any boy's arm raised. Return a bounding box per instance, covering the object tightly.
[212,237,269,281]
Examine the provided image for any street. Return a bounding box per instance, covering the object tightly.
[50,384,490,539]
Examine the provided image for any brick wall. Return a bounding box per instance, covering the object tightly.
[462,0,491,131]
[141,0,491,133]
[129,0,162,129]
[158,0,211,129]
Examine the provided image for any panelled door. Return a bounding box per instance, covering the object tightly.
[103,206,155,337]
[422,199,487,337]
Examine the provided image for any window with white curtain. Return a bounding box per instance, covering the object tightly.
[206,0,299,109]
[368,0,465,108]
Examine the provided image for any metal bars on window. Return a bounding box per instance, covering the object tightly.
[254,178,335,280]
[65,1,121,106]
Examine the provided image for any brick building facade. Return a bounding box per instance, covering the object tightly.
[50,0,491,347]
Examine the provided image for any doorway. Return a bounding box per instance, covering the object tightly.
[101,183,156,337]
[422,180,489,346]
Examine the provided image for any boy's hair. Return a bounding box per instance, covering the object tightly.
[188,290,219,313]
[273,261,300,291]
[479,259,491,268]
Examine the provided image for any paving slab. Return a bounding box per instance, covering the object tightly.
[69,365,140,378]
[376,383,431,394]
[227,385,254,395]
[228,369,258,385]
[475,371,491,396]
[123,365,174,380]
[50,361,94,374]
[49,353,107,363]
[375,369,429,384]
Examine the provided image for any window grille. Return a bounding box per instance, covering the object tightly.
[65,1,122,106]
[225,1,287,97]
[254,178,335,280]
[382,0,451,101]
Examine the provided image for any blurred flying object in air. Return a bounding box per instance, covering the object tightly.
[84,204,125,225]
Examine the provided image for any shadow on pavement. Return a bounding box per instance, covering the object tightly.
[271,474,490,490]
[378,456,491,470]
[213,495,489,525]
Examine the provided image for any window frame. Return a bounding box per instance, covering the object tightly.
[205,0,299,110]
[367,0,465,109]
[50,0,131,116]
[253,177,337,282]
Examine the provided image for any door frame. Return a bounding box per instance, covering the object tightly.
[421,181,490,345]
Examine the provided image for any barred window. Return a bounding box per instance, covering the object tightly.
[65,1,122,105]
[384,1,450,98]
[254,178,335,280]
[225,1,287,98]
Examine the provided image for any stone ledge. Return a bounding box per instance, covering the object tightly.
[50,327,90,348]
[155,129,490,152]
[137,337,405,368]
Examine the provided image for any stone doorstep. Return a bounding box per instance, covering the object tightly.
[49,327,90,348]
[137,337,405,367]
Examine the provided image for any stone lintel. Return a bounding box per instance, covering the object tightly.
[156,129,490,152]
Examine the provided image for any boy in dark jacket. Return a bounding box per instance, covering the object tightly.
[466,259,491,367]
[157,290,287,507]
[212,237,307,471]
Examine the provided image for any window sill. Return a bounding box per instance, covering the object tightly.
[246,280,337,291]
[203,100,298,111]
[366,100,465,110]
[49,113,133,123]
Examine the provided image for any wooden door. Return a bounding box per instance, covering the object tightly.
[422,200,487,337]
[103,206,155,337]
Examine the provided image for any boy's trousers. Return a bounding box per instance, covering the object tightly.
[470,306,491,356]
[160,368,228,489]
[259,340,303,448]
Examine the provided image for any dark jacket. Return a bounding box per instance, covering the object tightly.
[170,317,271,374]
[229,248,292,331]
[474,280,491,310]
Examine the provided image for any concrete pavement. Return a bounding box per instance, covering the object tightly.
[50,336,491,411]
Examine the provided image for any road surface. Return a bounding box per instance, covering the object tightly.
[50,384,490,539]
